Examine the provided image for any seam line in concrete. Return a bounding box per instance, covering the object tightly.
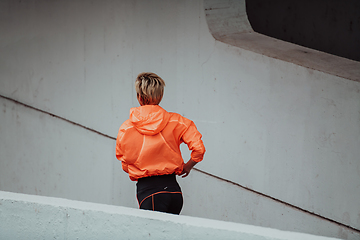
[2,94,359,234]
[0,94,116,140]
[193,168,360,234]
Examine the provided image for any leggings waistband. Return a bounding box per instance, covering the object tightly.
[137,174,178,191]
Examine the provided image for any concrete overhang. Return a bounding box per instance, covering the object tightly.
[204,0,360,82]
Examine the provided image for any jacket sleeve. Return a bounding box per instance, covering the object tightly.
[181,121,205,162]
[116,128,129,173]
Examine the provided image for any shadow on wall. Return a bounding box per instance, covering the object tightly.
[204,0,360,82]
[246,0,360,62]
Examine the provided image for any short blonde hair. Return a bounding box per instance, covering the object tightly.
[135,72,165,105]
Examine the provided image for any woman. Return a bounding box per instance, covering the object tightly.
[115,72,205,214]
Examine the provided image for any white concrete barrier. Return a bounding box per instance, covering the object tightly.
[0,191,340,240]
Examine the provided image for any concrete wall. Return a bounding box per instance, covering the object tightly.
[0,191,341,240]
[1,0,359,239]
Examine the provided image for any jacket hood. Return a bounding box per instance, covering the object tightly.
[129,105,170,135]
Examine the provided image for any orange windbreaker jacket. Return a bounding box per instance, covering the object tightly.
[116,105,205,181]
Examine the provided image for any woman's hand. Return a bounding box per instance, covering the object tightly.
[179,159,197,178]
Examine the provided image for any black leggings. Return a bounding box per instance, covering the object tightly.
[136,174,183,215]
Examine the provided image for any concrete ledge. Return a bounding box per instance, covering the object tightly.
[0,191,340,240]
[204,0,360,82]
